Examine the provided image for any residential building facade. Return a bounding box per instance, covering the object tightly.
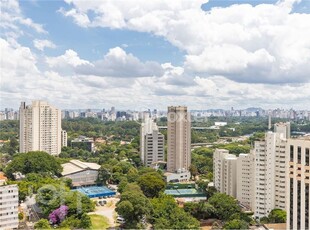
[253,123,289,218]
[236,153,254,209]
[0,185,19,230]
[286,138,310,230]
[144,130,165,166]
[167,106,191,173]
[213,149,238,197]
[140,116,164,166]
[19,101,62,155]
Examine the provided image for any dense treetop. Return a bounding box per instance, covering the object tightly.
[5,151,62,179]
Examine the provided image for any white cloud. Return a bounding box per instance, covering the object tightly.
[77,47,164,77]
[1,0,310,109]
[33,39,56,51]
[58,7,90,27]
[0,0,47,34]
[45,49,93,72]
[1,36,310,110]
[60,0,310,84]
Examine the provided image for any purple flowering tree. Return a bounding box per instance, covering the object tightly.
[48,205,69,224]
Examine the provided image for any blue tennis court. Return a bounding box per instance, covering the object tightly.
[73,186,116,198]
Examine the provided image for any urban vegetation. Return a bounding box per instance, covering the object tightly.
[0,116,303,229]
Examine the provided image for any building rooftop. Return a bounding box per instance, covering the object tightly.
[263,223,286,230]
[71,136,94,142]
[61,160,100,176]
[0,172,7,180]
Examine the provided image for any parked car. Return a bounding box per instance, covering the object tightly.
[116,216,126,224]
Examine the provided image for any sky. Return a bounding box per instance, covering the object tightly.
[0,0,310,111]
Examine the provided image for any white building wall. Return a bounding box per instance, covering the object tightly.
[213,149,230,192]
[0,185,19,230]
[213,149,237,196]
[253,122,290,218]
[140,116,164,166]
[19,101,62,155]
[236,153,254,209]
[144,130,164,166]
[223,156,237,197]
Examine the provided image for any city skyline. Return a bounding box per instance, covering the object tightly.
[1,0,310,110]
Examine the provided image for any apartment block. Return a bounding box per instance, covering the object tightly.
[286,138,310,230]
[0,185,19,230]
[213,149,237,197]
[140,116,164,166]
[253,123,289,218]
[167,106,191,173]
[144,130,165,166]
[236,153,254,209]
[19,101,62,155]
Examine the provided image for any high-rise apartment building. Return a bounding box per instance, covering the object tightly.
[140,116,164,166]
[19,101,62,155]
[286,138,310,230]
[213,149,236,196]
[167,106,191,173]
[0,184,19,229]
[253,123,289,218]
[236,153,254,209]
[214,149,253,203]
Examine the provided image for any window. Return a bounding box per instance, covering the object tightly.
[306,148,309,166]
[298,146,301,164]
[290,145,294,161]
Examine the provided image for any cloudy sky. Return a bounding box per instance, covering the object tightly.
[1,0,310,110]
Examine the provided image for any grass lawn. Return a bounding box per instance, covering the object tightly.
[89,214,110,230]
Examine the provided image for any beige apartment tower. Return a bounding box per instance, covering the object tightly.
[19,101,62,155]
[167,106,191,172]
[286,138,310,230]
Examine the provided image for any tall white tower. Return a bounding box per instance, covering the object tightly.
[19,101,62,155]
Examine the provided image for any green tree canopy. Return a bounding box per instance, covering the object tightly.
[116,188,152,228]
[223,219,249,229]
[5,151,62,178]
[151,194,200,229]
[97,166,111,185]
[137,172,166,198]
[268,209,286,223]
[208,193,241,221]
[184,201,217,220]
[34,219,51,229]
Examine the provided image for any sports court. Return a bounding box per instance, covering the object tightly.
[73,186,116,198]
[164,188,206,198]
